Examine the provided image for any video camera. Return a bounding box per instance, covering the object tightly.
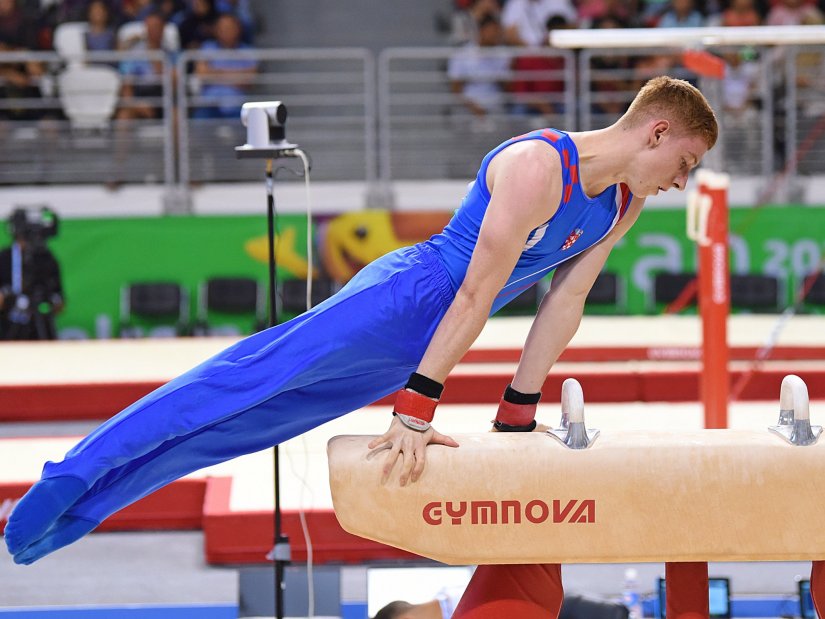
[8,207,59,247]
[1,206,62,340]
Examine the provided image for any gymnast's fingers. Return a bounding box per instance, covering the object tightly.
[381,439,402,484]
[398,435,418,486]
[430,428,460,448]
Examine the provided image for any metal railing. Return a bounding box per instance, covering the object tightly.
[1,44,823,208]
[175,47,376,189]
[0,49,174,187]
[378,46,575,182]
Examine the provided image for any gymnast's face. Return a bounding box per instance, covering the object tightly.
[631,121,707,197]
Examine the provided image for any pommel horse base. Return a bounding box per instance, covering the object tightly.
[328,377,824,618]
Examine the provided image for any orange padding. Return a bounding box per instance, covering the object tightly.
[393,389,437,423]
[452,564,563,619]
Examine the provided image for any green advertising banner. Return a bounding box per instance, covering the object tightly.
[0,214,309,337]
[1,205,822,338]
[603,206,825,313]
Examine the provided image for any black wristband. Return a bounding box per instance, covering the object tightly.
[503,384,541,405]
[405,372,444,400]
[493,419,538,432]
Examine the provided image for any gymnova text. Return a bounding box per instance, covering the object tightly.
[422,499,596,526]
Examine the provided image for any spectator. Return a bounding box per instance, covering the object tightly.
[0,0,35,50]
[107,11,178,189]
[447,13,510,120]
[117,11,177,121]
[84,0,117,52]
[175,0,218,49]
[722,49,760,116]
[119,0,156,23]
[510,14,569,118]
[0,0,48,122]
[639,0,672,25]
[658,0,706,26]
[193,12,257,119]
[156,0,185,22]
[446,0,502,46]
[501,0,577,47]
[720,0,762,25]
[577,0,636,26]
[766,0,823,24]
[590,15,634,118]
[795,11,825,115]
[215,0,254,43]
[55,0,89,24]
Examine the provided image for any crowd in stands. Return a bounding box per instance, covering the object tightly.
[1,0,824,128]
[0,0,256,121]
[444,0,825,123]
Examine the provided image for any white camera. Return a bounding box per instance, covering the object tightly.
[238,101,294,152]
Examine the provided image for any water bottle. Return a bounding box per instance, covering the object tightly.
[622,567,643,619]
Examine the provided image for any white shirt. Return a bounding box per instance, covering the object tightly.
[501,0,578,47]
[448,44,511,113]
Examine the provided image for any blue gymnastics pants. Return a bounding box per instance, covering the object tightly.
[42,243,455,526]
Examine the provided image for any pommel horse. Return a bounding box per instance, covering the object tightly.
[328,375,824,618]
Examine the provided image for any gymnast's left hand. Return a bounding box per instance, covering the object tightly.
[367,416,459,486]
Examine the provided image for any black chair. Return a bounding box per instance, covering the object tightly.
[560,594,630,619]
[651,272,698,310]
[729,274,780,312]
[119,282,189,337]
[584,271,626,314]
[279,278,338,316]
[194,277,266,336]
[587,272,619,305]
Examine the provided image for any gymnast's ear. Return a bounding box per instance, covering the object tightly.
[650,119,671,147]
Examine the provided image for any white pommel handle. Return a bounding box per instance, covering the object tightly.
[686,190,712,246]
[561,378,585,424]
[781,374,810,421]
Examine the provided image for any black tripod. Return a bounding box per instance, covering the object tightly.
[235,101,305,619]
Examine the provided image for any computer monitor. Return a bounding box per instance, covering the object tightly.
[799,579,816,619]
[657,577,731,619]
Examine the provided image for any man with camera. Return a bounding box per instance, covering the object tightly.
[0,207,64,340]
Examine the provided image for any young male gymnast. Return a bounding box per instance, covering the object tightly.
[5,76,717,565]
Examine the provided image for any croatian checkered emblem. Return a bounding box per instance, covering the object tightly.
[561,228,583,251]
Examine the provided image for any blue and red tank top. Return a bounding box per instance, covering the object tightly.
[425,128,634,314]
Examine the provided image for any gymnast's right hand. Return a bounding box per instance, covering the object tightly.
[367,388,459,486]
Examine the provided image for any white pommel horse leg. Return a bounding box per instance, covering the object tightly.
[328,375,825,618]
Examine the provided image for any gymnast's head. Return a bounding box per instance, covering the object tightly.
[616,75,718,196]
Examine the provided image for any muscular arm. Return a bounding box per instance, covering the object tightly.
[510,196,645,393]
[416,140,563,383]
[370,140,564,485]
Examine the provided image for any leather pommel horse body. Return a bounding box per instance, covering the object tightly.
[328,376,824,618]
[329,430,825,565]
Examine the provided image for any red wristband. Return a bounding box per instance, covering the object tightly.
[495,399,537,427]
[394,388,438,423]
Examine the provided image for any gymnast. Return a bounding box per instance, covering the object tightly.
[4,76,717,565]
